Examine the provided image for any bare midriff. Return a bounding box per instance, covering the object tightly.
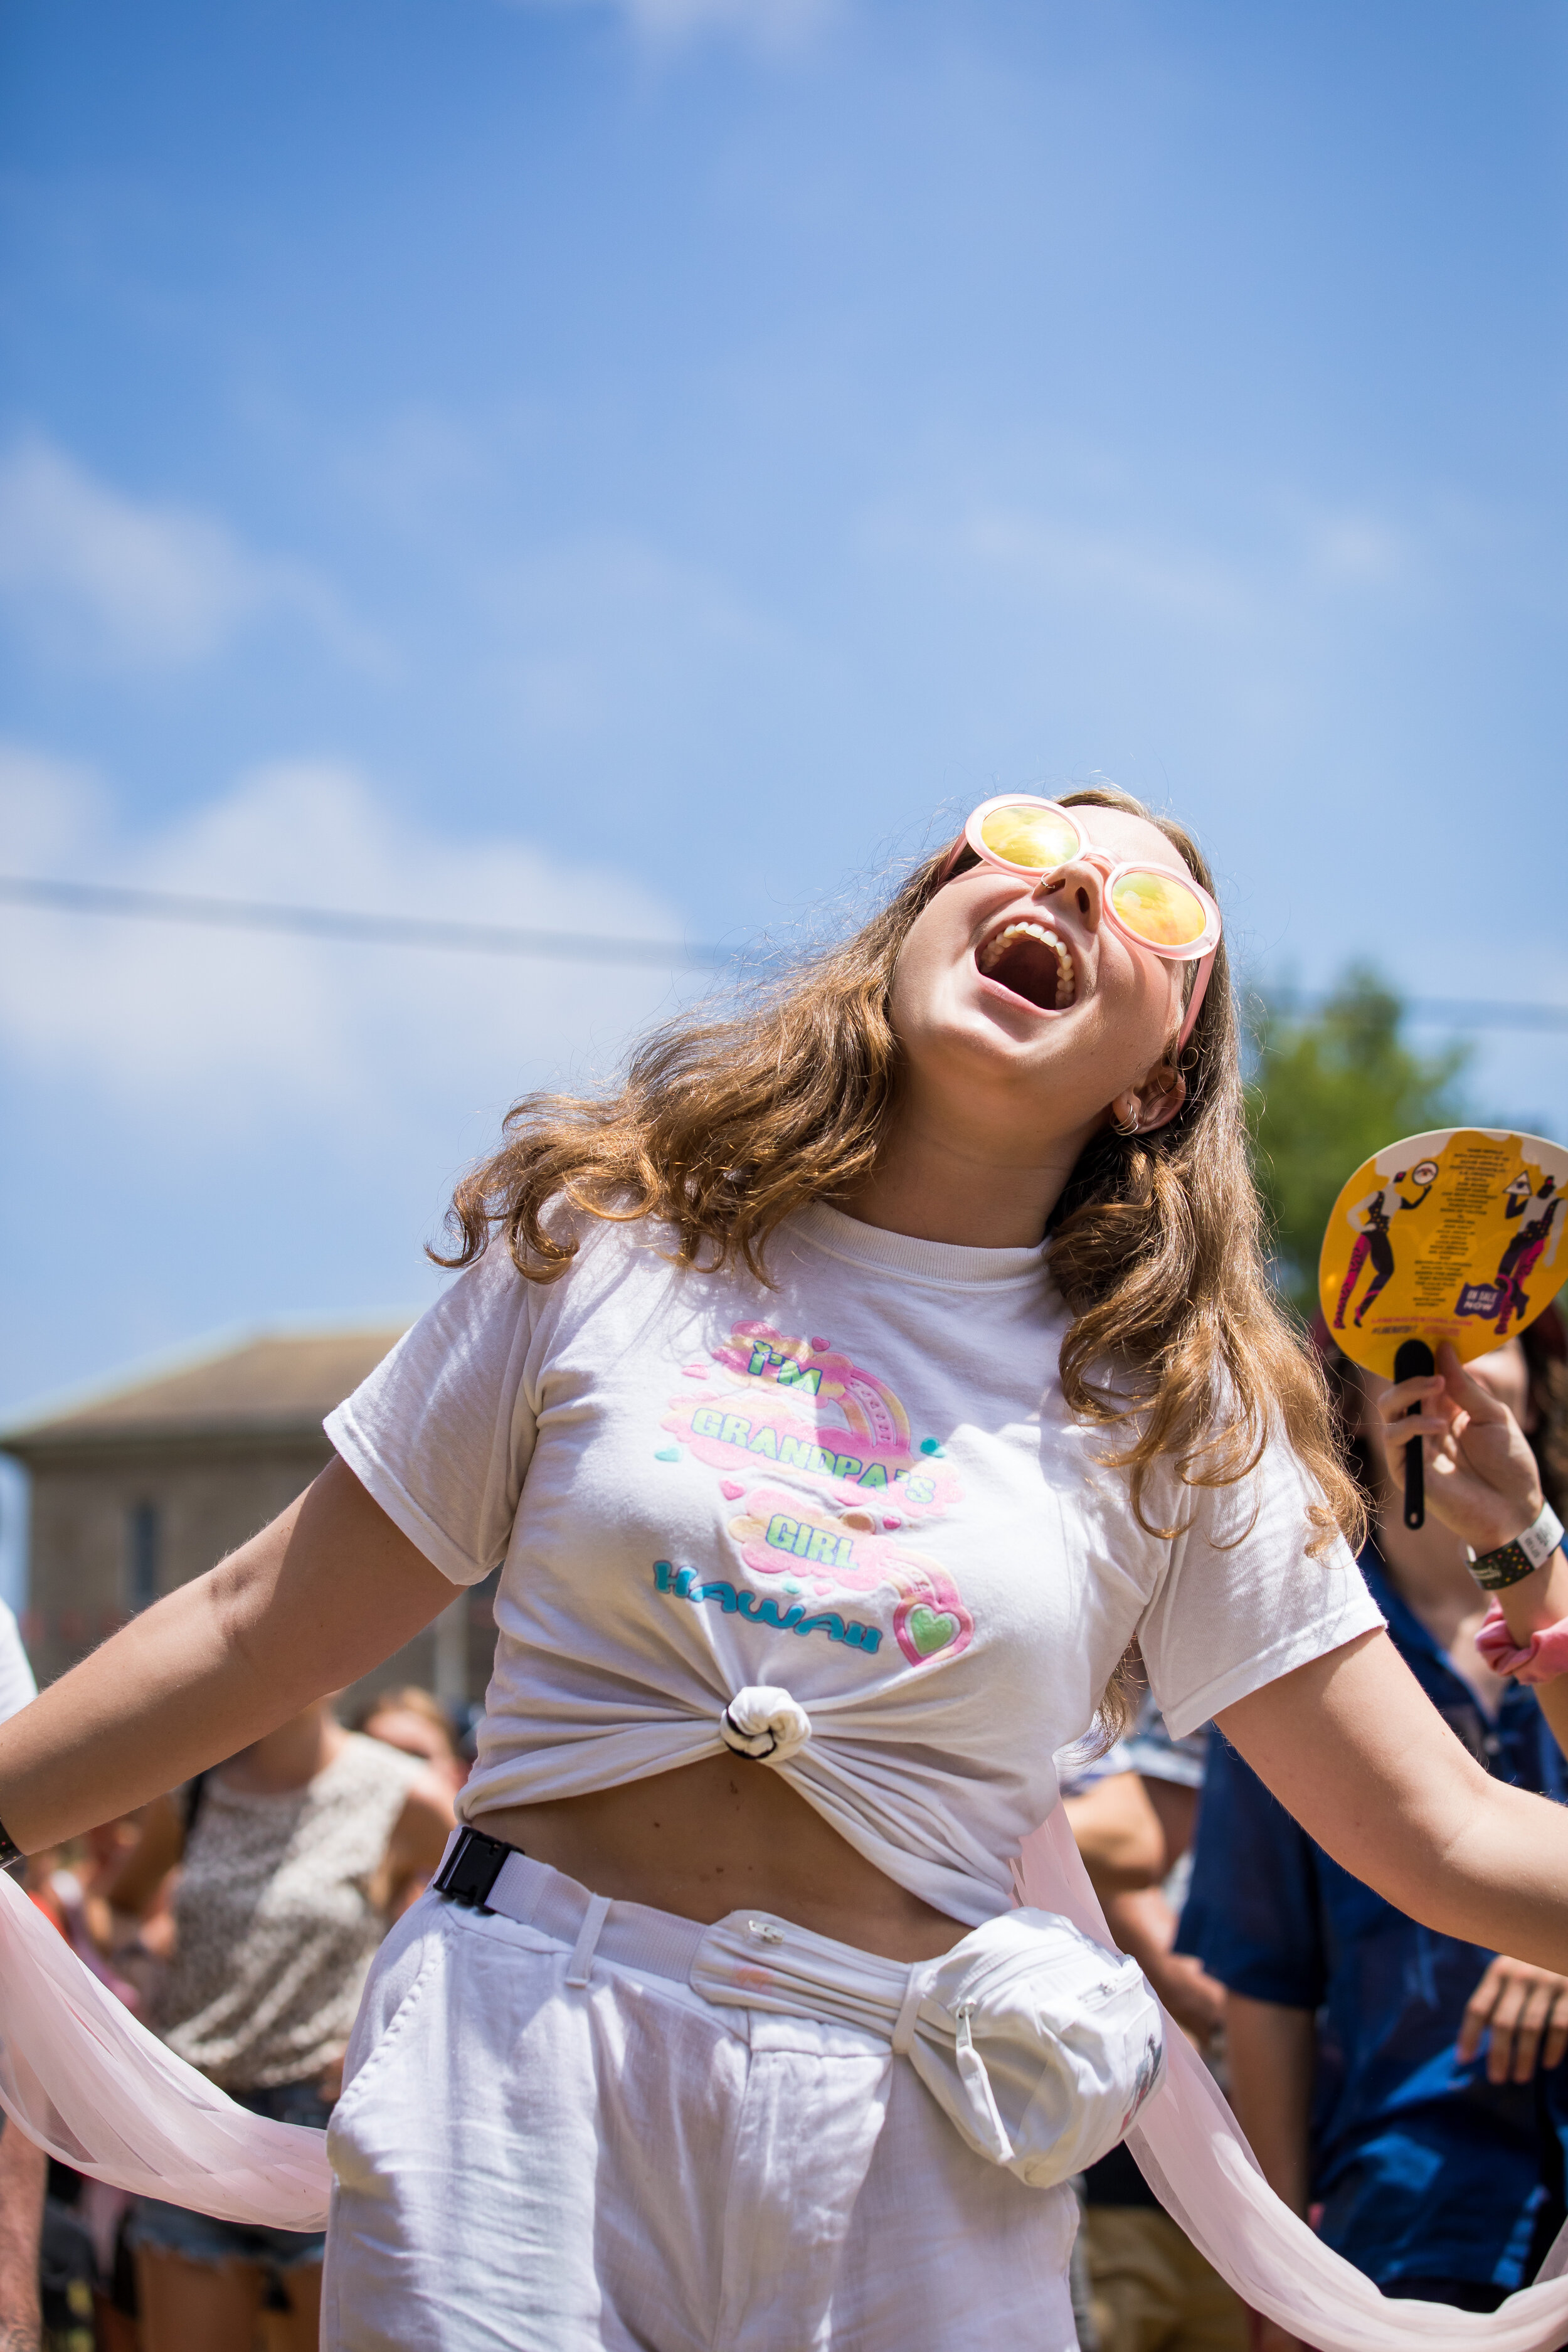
[472,1755,968,1963]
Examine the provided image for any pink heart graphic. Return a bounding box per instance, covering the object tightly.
[810,1336,831,1352]
[893,1595,974,1666]
[720,1479,746,1501]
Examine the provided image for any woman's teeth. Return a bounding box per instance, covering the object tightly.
[977,920,1078,1010]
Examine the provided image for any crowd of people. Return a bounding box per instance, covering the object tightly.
[0,1671,459,2350]
[3,785,1567,2352]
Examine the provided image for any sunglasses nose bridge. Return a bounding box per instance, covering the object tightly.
[1035,847,1110,932]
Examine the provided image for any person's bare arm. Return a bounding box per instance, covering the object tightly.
[1375,1342,1568,1757]
[1218,1629,1568,1973]
[1226,1994,1316,2352]
[1104,1883,1228,2048]
[380,1769,458,1916]
[0,2120,45,2352]
[1063,1770,1166,1896]
[1225,1994,1315,2217]
[0,1458,457,1855]
[99,1792,184,1917]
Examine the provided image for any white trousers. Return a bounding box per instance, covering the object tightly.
[322,1869,1079,2351]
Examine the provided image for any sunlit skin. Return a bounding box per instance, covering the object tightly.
[845,807,1191,1251]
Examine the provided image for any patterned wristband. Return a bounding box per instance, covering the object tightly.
[0,1813,23,1872]
[1469,1502,1567,1593]
[1469,1541,1546,1593]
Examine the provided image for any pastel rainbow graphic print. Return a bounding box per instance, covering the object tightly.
[662,1323,974,1666]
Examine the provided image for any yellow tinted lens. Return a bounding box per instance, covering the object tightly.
[1110,868,1209,948]
[977,803,1080,872]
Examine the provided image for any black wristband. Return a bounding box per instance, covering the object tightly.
[0,1813,23,1873]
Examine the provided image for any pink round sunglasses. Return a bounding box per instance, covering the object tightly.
[943,794,1221,1054]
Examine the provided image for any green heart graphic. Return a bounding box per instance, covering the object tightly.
[907,1604,960,1657]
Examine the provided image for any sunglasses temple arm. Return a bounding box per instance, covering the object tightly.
[1176,949,1216,1056]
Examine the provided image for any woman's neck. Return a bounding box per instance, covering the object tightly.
[217,1704,346,1796]
[840,1089,1095,1249]
[1374,1493,1507,1719]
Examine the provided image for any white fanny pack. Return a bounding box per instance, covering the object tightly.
[690,1900,1166,2188]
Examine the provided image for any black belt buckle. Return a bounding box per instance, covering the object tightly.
[433,1825,514,1911]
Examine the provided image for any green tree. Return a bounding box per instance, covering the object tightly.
[1246,966,1471,1319]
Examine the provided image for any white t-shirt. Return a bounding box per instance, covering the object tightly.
[328,1203,1381,1924]
[0,1601,35,1727]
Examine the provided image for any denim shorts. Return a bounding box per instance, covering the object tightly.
[130,2079,331,2275]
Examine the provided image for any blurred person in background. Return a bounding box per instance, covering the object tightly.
[0,1594,43,2352]
[1180,1308,1568,2335]
[115,1694,452,2352]
[1064,1706,1242,2352]
[356,1686,467,1796]
[24,1812,168,2352]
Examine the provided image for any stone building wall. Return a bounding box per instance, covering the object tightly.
[21,1433,501,1723]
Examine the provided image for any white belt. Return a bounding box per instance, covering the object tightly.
[435,1828,1166,2188]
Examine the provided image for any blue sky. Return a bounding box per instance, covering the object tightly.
[1,0,1565,1518]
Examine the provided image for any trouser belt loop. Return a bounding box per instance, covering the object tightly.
[565,1892,613,1988]
[891,1966,926,2057]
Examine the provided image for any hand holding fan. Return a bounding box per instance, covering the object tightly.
[1317,1127,1568,1528]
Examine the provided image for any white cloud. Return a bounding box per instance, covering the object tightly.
[950,507,1252,627]
[0,746,704,1138]
[513,0,833,51]
[0,437,376,672]
[862,484,1422,637]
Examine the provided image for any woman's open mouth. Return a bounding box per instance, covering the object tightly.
[976,919,1078,1012]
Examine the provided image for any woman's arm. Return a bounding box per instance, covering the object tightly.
[0,1457,457,1855]
[1062,1769,1166,1894]
[380,1770,460,1917]
[1225,1995,1316,2352]
[1224,1993,1314,2218]
[1103,1883,1227,2047]
[0,2120,45,2352]
[1218,1629,1568,1972]
[1375,1342,1568,1756]
[100,1792,184,1917]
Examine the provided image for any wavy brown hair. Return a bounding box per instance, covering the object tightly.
[439,786,1365,1719]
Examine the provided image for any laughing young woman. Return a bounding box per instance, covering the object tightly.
[4,785,1568,2352]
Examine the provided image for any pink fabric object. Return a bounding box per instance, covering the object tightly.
[1016,1805,1568,2350]
[8,1801,1568,2331]
[1476,1602,1568,1685]
[0,1867,330,2228]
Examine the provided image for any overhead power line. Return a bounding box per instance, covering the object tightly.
[1,872,1565,1032]
[1259,987,1568,1036]
[0,873,729,972]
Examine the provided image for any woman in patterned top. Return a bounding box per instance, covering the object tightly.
[119,1695,452,2352]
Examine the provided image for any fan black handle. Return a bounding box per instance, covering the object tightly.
[1393,1339,1435,1530]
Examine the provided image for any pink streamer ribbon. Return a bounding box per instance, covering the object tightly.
[0,1868,330,2227]
[1476,1602,1568,1685]
[1017,1806,1568,2349]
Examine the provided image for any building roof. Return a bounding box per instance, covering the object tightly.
[1,1327,408,1459]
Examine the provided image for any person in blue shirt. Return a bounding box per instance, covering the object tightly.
[1180,1307,1568,2334]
